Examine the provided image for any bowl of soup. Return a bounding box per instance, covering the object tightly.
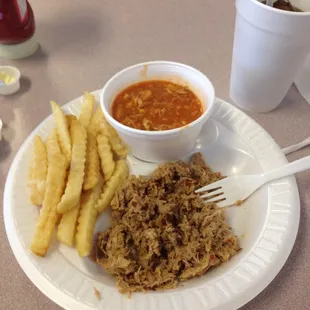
[100,61,215,162]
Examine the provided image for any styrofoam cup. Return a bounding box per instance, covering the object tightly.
[100,61,215,162]
[230,0,310,113]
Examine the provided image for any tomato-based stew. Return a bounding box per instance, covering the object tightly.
[112,80,204,131]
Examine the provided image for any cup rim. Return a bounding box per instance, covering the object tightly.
[249,0,310,15]
[100,61,215,136]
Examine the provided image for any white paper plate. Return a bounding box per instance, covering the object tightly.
[3,92,300,310]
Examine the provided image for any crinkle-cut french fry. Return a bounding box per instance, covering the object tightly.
[95,160,129,213]
[88,106,105,135]
[107,134,128,158]
[83,132,100,190]
[97,134,115,182]
[88,106,128,157]
[57,120,87,214]
[28,135,48,206]
[50,101,71,163]
[30,130,67,257]
[79,92,95,128]
[100,119,127,158]
[46,129,61,157]
[88,107,127,157]
[76,176,103,257]
[92,109,116,137]
[57,202,81,247]
[66,115,77,129]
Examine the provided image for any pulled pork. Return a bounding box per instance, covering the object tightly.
[95,153,240,294]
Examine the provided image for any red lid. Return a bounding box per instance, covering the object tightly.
[0,0,35,45]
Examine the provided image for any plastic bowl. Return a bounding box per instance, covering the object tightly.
[0,66,21,95]
[100,61,215,162]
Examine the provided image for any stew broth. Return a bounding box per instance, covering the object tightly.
[112,80,204,131]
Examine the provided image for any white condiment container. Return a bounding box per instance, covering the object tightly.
[0,66,21,95]
[100,61,215,162]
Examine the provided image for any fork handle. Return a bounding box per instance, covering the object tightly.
[263,155,310,183]
[282,137,310,155]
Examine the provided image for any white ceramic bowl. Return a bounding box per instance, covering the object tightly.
[100,61,215,162]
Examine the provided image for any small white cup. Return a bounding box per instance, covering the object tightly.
[0,66,21,95]
[230,0,310,113]
[100,61,215,162]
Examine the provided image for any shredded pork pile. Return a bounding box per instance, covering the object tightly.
[95,153,240,294]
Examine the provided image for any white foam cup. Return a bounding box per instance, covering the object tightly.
[230,0,310,112]
[100,61,215,162]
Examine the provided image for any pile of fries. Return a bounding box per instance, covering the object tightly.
[28,92,129,257]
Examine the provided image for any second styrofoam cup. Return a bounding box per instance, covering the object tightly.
[230,0,310,113]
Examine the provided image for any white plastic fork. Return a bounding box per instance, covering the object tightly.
[282,137,310,155]
[196,155,310,208]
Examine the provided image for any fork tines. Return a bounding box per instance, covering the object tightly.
[196,186,226,204]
